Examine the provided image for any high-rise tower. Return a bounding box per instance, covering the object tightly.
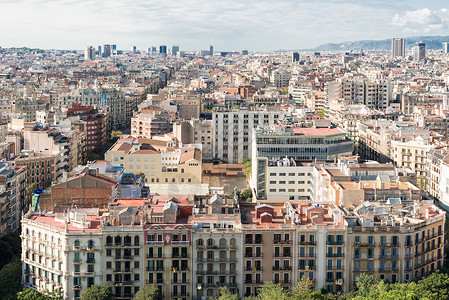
[392,38,405,58]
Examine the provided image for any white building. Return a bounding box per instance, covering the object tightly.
[212,110,286,163]
[21,209,104,299]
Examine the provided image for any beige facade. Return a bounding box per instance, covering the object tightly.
[105,137,202,185]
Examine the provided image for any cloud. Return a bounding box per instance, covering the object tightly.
[0,0,422,50]
[391,8,449,32]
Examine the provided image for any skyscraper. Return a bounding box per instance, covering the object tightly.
[413,41,426,61]
[159,45,167,55]
[443,42,449,54]
[103,44,111,57]
[97,45,102,57]
[84,46,95,60]
[132,46,137,53]
[392,38,405,58]
[209,44,214,56]
[111,44,117,55]
[292,52,300,62]
[172,45,179,56]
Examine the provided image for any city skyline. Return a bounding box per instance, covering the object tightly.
[1,0,449,51]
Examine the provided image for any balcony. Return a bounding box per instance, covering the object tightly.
[298,266,316,270]
[272,266,292,271]
[273,253,291,258]
[73,259,82,264]
[172,280,190,284]
[146,241,164,246]
[245,239,263,245]
[196,258,237,263]
[146,280,164,284]
[273,240,291,245]
[196,270,237,275]
[245,281,264,285]
[326,253,344,257]
[171,293,189,297]
[245,267,263,272]
[298,241,316,245]
[171,241,190,246]
[326,241,344,245]
[353,242,375,247]
[86,258,95,263]
[114,268,133,273]
[146,267,164,272]
[73,285,82,290]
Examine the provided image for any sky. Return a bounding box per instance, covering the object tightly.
[1,0,449,51]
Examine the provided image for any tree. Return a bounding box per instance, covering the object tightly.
[355,274,378,298]
[416,272,449,300]
[17,288,62,300]
[81,284,113,300]
[255,282,290,300]
[217,286,239,300]
[132,285,159,300]
[241,188,253,202]
[17,288,51,300]
[0,260,22,300]
[317,109,326,119]
[241,158,252,178]
[111,131,123,138]
[26,183,38,207]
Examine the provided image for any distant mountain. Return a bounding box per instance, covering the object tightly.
[307,36,449,52]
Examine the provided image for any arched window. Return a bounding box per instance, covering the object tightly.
[230,238,236,248]
[26,229,29,235]
[197,239,204,247]
[162,166,167,172]
[74,240,80,248]
[124,236,132,246]
[134,236,140,246]
[207,238,214,247]
[87,240,94,248]
[106,236,113,245]
[219,238,226,249]
[115,236,122,245]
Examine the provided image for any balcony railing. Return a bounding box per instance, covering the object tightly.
[326,241,344,245]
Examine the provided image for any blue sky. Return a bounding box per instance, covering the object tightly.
[1,0,449,51]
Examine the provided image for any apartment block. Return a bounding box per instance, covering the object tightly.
[347,201,445,289]
[191,195,242,299]
[0,162,19,236]
[213,110,286,163]
[105,136,202,185]
[173,120,213,161]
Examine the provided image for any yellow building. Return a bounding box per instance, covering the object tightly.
[105,136,202,185]
[347,201,445,290]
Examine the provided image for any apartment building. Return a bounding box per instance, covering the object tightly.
[253,157,313,200]
[15,151,62,189]
[346,201,445,289]
[0,162,19,236]
[66,103,107,152]
[240,200,347,295]
[391,137,432,178]
[58,87,126,130]
[191,194,242,299]
[270,69,291,88]
[131,112,171,138]
[173,120,213,161]
[105,137,201,185]
[141,195,193,299]
[213,110,286,163]
[171,99,201,120]
[426,148,449,200]
[329,79,391,111]
[21,192,445,299]
[21,209,104,299]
